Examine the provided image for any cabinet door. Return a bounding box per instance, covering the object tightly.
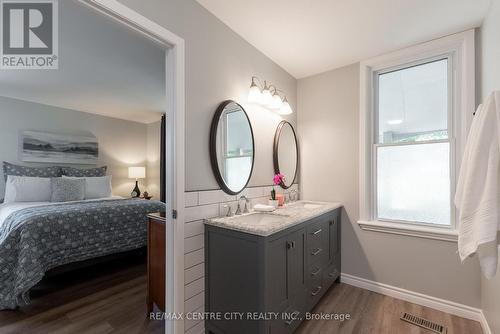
[268,229,306,334]
[288,229,306,305]
[268,228,306,313]
[267,234,292,312]
[328,213,339,263]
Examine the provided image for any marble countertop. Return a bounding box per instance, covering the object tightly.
[205,200,342,236]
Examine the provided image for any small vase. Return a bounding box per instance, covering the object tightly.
[268,199,279,208]
[276,194,285,207]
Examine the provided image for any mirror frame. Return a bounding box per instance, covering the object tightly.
[209,100,255,195]
[273,120,299,189]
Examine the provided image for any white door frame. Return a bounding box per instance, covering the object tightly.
[77,1,185,333]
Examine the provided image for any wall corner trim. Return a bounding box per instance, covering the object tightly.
[479,310,493,334]
[341,273,485,328]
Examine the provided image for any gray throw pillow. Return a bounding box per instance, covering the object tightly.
[61,166,107,177]
[3,161,61,181]
[51,178,85,202]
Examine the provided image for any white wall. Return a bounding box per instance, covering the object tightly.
[479,0,500,332]
[0,96,158,198]
[117,0,297,192]
[298,63,482,308]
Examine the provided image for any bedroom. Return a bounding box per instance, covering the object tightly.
[0,1,167,333]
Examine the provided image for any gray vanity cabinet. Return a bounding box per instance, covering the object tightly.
[205,208,341,334]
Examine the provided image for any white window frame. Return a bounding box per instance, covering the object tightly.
[358,30,475,242]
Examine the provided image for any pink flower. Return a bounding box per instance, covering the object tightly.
[273,173,285,185]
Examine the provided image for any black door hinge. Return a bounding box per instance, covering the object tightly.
[172,210,177,219]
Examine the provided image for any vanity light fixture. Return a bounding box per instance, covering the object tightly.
[247,76,293,114]
[248,77,262,104]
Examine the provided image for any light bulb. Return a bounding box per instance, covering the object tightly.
[277,97,293,115]
[248,82,262,104]
[387,119,403,125]
[270,93,283,109]
[261,86,273,106]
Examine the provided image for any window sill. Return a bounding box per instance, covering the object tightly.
[357,220,458,242]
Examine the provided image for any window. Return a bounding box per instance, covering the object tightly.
[358,30,475,241]
[375,58,451,226]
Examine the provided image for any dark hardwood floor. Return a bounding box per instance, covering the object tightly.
[0,256,164,334]
[0,259,483,334]
[296,283,483,334]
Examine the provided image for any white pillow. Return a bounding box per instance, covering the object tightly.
[4,176,52,203]
[63,175,112,199]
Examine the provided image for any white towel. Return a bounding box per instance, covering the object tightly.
[455,91,500,279]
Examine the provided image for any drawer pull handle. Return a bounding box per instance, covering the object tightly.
[311,248,322,256]
[311,228,322,235]
[311,286,322,296]
[311,267,321,276]
[284,311,300,326]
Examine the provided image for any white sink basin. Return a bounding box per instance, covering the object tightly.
[227,213,288,227]
[288,201,325,210]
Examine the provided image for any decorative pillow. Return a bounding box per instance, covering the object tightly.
[3,161,61,181]
[61,166,107,177]
[50,178,85,202]
[4,176,52,203]
[63,175,112,199]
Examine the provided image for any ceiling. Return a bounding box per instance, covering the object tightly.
[197,0,491,78]
[0,1,165,124]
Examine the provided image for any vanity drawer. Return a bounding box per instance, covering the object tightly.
[308,264,322,281]
[308,277,323,309]
[306,220,327,243]
[307,220,328,266]
[308,244,326,267]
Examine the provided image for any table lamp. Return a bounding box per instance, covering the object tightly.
[129,166,146,198]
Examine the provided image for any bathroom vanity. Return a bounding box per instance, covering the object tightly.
[204,201,342,334]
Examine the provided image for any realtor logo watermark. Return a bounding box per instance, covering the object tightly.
[0,0,58,69]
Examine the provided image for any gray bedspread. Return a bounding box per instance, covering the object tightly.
[0,198,165,309]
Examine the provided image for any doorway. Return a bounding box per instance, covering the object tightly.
[78,1,185,333]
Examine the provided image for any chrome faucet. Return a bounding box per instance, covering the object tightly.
[223,204,233,217]
[235,195,250,215]
[290,189,298,202]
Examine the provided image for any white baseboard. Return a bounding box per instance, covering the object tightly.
[341,273,486,328]
[479,311,493,334]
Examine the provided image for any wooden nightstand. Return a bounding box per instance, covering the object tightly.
[147,212,166,313]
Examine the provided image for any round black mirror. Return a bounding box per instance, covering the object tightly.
[210,100,255,195]
[273,121,298,189]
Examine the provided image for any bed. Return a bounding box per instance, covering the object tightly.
[0,196,165,309]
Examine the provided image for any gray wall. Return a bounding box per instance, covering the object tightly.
[116,0,297,192]
[479,0,500,331]
[297,63,481,307]
[0,96,155,198]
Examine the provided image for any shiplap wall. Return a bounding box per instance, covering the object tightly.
[183,184,299,334]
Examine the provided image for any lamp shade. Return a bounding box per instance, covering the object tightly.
[277,98,293,115]
[128,166,146,179]
[248,81,262,103]
[270,93,283,109]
